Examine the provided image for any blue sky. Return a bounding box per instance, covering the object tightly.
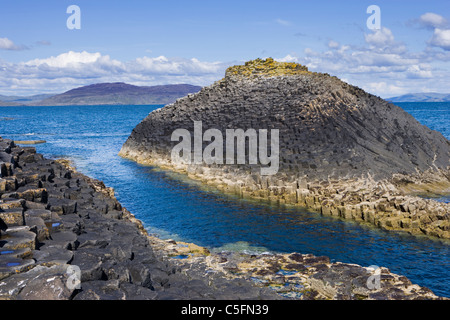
[1,0,450,97]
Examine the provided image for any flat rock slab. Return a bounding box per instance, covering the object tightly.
[0,247,32,259]
[24,209,52,220]
[0,199,24,210]
[0,264,76,300]
[0,228,36,250]
[33,246,74,266]
[0,209,24,226]
[43,231,78,250]
[0,257,35,280]
[48,198,77,215]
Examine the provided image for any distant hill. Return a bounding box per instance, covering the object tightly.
[0,100,23,106]
[388,93,450,102]
[0,94,55,106]
[30,83,202,106]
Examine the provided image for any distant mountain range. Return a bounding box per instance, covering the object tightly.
[388,93,450,102]
[3,85,448,105]
[0,82,202,106]
[0,93,54,105]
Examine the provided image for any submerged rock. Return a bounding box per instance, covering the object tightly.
[13,140,46,145]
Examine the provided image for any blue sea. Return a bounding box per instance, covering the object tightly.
[0,102,449,297]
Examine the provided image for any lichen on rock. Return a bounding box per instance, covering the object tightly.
[225,58,311,79]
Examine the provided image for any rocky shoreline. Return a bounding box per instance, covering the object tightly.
[119,149,450,241]
[0,136,445,300]
[0,137,280,300]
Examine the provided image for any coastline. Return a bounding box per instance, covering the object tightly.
[0,136,445,299]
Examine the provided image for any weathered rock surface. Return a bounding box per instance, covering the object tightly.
[120,58,450,239]
[147,235,443,300]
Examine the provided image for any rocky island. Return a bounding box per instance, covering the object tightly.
[120,58,450,240]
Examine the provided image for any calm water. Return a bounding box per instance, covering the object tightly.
[0,102,449,297]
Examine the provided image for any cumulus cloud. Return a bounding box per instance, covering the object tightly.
[365,27,395,47]
[327,40,340,49]
[272,22,450,98]
[411,13,450,51]
[0,51,231,95]
[0,37,27,50]
[364,27,406,54]
[429,28,450,51]
[419,13,448,29]
[131,56,224,75]
[277,54,299,63]
[365,82,405,96]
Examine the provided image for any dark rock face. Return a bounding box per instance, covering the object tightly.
[121,59,449,181]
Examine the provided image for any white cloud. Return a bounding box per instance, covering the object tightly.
[429,28,450,51]
[2,12,450,99]
[365,27,395,47]
[419,13,448,29]
[275,19,292,26]
[131,56,224,75]
[292,22,450,98]
[0,37,27,51]
[413,13,450,51]
[327,40,340,49]
[24,51,119,68]
[277,54,299,63]
[366,82,406,96]
[0,51,231,95]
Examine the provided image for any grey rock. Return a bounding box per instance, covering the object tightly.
[0,264,75,300]
[73,280,125,300]
[45,231,78,250]
[71,249,105,282]
[33,246,74,266]
[0,227,36,250]
[0,217,7,234]
[119,282,158,300]
[0,208,24,226]
[25,216,49,242]
[127,261,154,289]
[24,209,52,220]
[0,257,35,280]
[48,198,77,215]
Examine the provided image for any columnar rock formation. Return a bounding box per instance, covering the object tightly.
[1,137,442,300]
[0,137,281,300]
[120,58,450,239]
